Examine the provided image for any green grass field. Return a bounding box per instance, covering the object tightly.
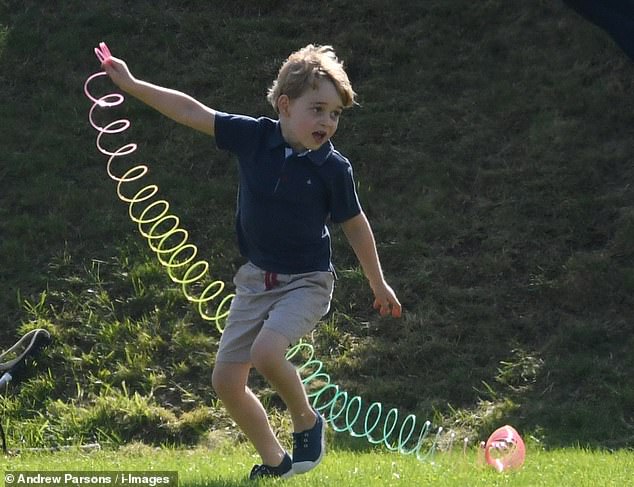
[3,443,633,486]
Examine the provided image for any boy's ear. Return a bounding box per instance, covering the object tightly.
[277,94,291,116]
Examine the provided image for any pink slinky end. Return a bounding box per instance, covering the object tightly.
[484,425,526,472]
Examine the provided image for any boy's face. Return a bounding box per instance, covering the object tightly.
[279,79,344,152]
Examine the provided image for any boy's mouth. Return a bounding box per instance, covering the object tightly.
[312,131,327,145]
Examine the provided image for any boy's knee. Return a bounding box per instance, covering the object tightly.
[211,367,227,396]
[250,342,269,374]
[250,341,280,376]
[212,363,245,399]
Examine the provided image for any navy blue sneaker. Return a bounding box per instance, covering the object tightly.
[249,452,294,480]
[292,409,326,474]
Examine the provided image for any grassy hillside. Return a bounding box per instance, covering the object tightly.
[1,0,633,450]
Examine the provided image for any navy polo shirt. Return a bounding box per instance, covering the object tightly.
[214,111,362,274]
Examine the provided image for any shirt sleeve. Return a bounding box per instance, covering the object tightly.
[329,158,362,224]
[214,111,260,159]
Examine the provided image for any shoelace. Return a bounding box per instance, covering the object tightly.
[294,431,311,450]
[250,463,284,479]
[250,464,271,476]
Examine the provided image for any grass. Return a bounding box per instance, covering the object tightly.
[1,0,633,458]
[3,443,634,487]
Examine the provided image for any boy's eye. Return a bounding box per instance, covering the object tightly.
[311,106,342,120]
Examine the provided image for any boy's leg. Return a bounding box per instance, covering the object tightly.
[211,361,287,467]
[250,328,317,433]
[251,328,327,474]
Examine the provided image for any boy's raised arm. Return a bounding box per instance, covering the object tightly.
[102,57,216,136]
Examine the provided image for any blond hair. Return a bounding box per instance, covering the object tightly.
[267,44,356,113]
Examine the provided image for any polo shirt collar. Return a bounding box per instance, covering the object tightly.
[267,121,332,166]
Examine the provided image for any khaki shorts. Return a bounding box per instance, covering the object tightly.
[215,262,335,363]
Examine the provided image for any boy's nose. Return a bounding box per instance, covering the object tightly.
[322,114,337,128]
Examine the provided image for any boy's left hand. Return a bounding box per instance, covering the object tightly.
[372,281,402,318]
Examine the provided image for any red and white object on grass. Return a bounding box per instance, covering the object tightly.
[484,425,526,472]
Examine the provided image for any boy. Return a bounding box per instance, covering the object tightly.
[102,44,401,480]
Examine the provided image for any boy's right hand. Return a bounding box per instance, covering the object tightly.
[102,57,136,92]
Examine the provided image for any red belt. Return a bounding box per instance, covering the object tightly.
[264,271,279,290]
